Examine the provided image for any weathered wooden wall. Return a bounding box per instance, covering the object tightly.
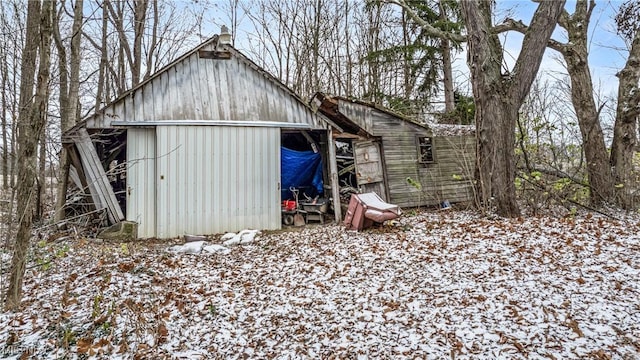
[338,100,476,208]
[415,136,475,206]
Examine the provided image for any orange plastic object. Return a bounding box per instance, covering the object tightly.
[282,200,297,211]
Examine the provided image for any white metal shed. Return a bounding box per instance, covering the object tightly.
[63,32,342,238]
[122,121,312,238]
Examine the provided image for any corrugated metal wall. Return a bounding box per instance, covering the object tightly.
[126,128,156,238]
[87,42,326,130]
[155,125,281,238]
[78,38,338,237]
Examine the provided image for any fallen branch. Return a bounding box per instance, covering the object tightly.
[518,165,586,187]
[34,207,107,231]
[516,172,620,221]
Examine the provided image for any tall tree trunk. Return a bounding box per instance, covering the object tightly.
[54,0,83,222]
[549,1,613,205]
[53,1,69,222]
[311,0,322,93]
[439,1,455,113]
[441,37,455,113]
[400,16,419,115]
[564,49,612,203]
[228,0,240,47]
[118,29,126,95]
[68,0,83,124]
[344,0,352,95]
[611,25,640,209]
[106,0,130,95]
[35,0,52,234]
[1,30,8,190]
[6,0,53,311]
[367,3,382,103]
[461,0,565,217]
[131,0,147,86]
[95,0,108,112]
[143,0,157,81]
[36,118,47,221]
[8,4,22,192]
[501,1,613,205]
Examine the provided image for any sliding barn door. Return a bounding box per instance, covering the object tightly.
[155,125,281,238]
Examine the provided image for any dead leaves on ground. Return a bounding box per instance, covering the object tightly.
[1,210,639,358]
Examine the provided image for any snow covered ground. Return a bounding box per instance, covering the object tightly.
[0,210,639,359]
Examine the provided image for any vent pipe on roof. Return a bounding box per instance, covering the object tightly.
[218,25,232,47]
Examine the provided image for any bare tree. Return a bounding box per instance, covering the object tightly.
[132,0,148,85]
[439,0,455,113]
[0,2,9,190]
[502,0,613,206]
[36,105,48,221]
[84,0,200,99]
[242,0,450,118]
[461,0,565,216]
[244,0,329,97]
[105,0,136,90]
[0,1,23,192]
[53,0,84,222]
[0,2,25,250]
[611,1,640,209]
[101,1,151,86]
[95,1,109,111]
[556,1,613,205]
[383,0,461,116]
[6,0,54,311]
[395,0,565,216]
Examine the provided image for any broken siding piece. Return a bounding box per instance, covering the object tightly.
[74,128,124,224]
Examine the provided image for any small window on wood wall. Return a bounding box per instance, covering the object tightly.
[417,136,435,164]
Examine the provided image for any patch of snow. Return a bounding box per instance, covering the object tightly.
[1,210,639,359]
[223,229,260,246]
[426,122,475,136]
[168,240,205,254]
[202,244,231,254]
[220,232,236,241]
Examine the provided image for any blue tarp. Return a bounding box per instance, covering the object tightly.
[281,147,323,200]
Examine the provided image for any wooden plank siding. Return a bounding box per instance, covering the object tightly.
[337,99,476,208]
[353,140,387,200]
[403,137,474,207]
